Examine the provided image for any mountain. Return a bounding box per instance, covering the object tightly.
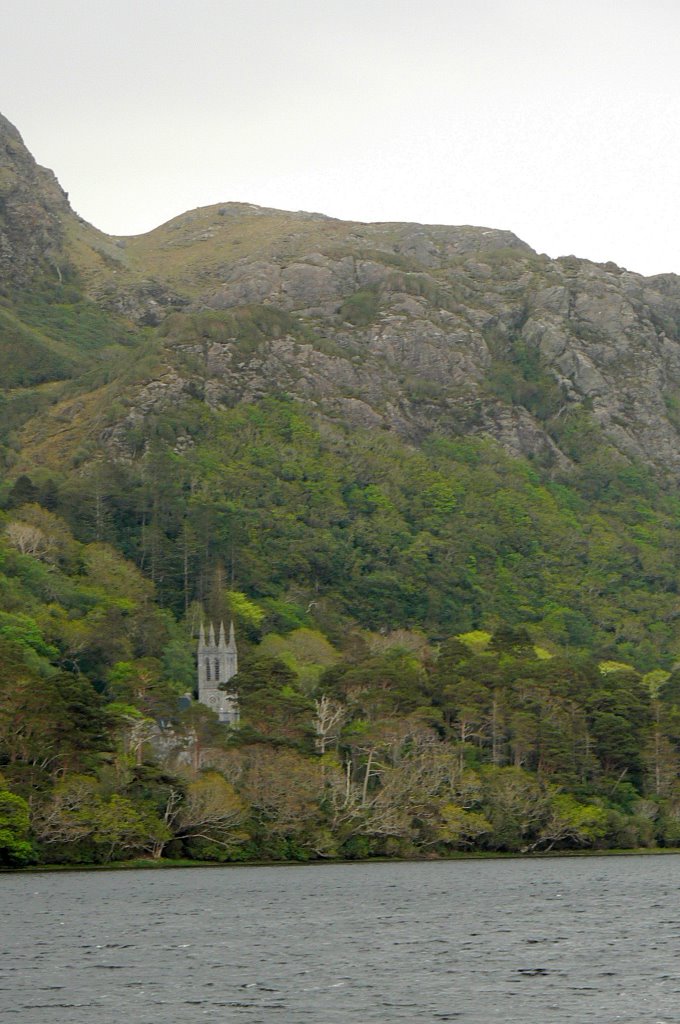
[4,111,680,477]
[6,112,680,866]
[2,111,680,650]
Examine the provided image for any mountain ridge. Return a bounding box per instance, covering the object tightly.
[7,113,680,867]
[4,111,680,478]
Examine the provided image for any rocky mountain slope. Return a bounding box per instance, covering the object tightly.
[3,111,680,478]
[11,114,680,872]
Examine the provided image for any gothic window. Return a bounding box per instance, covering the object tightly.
[214,658,220,681]
[205,658,211,682]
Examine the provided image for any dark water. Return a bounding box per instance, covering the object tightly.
[2,855,680,1023]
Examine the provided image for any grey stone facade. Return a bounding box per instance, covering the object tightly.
[197,621,239,724]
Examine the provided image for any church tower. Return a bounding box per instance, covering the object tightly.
[197,620,239,724]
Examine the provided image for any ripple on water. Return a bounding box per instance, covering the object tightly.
[2,856,680,1023]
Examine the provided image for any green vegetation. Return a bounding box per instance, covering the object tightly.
[1,510,679,865]
[339,286,381,326]
[27,396,680,668]
[4,198,680,866]
[486,338,565,422]
[0,306,79,387]
[3,389,680,865]
[14,278,133,353]
[0,277,135,387]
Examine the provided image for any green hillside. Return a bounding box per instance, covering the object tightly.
[4,376,680,865]
[4,108,680,866]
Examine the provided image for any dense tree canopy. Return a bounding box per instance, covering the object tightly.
[4,294,680,864]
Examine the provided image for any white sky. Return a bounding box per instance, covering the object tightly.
[3,0,680,275]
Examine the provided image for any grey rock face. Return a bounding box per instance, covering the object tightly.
[5,104,680,473]
[0,115,71,285]
[145,229,680,471]
[106,222,680,471]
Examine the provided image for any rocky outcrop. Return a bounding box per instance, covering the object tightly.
[163,239,680,471]
[4,108,680,474]
[89,230,680,471]
[0,113,71,286]
[0,114,134,293]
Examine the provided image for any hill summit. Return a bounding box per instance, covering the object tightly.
[5,112,680,866]
[4,112,680,475]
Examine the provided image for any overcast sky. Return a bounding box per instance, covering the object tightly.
[3,0,679,275]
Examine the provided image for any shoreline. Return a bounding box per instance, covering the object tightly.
[5,846,680,874]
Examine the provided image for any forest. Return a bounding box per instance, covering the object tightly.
[3,392,680,867]
[3,186,680,867]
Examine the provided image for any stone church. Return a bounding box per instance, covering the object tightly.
[197,621,239,724]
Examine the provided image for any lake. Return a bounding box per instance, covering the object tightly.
[2,855,680,1023]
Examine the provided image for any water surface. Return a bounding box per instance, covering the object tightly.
[2,855,680,1022]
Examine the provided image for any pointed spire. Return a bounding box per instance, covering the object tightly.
[218,621,227,649]
[208,622,216,645]
[228,620,236,650]
[198,622,206,649]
